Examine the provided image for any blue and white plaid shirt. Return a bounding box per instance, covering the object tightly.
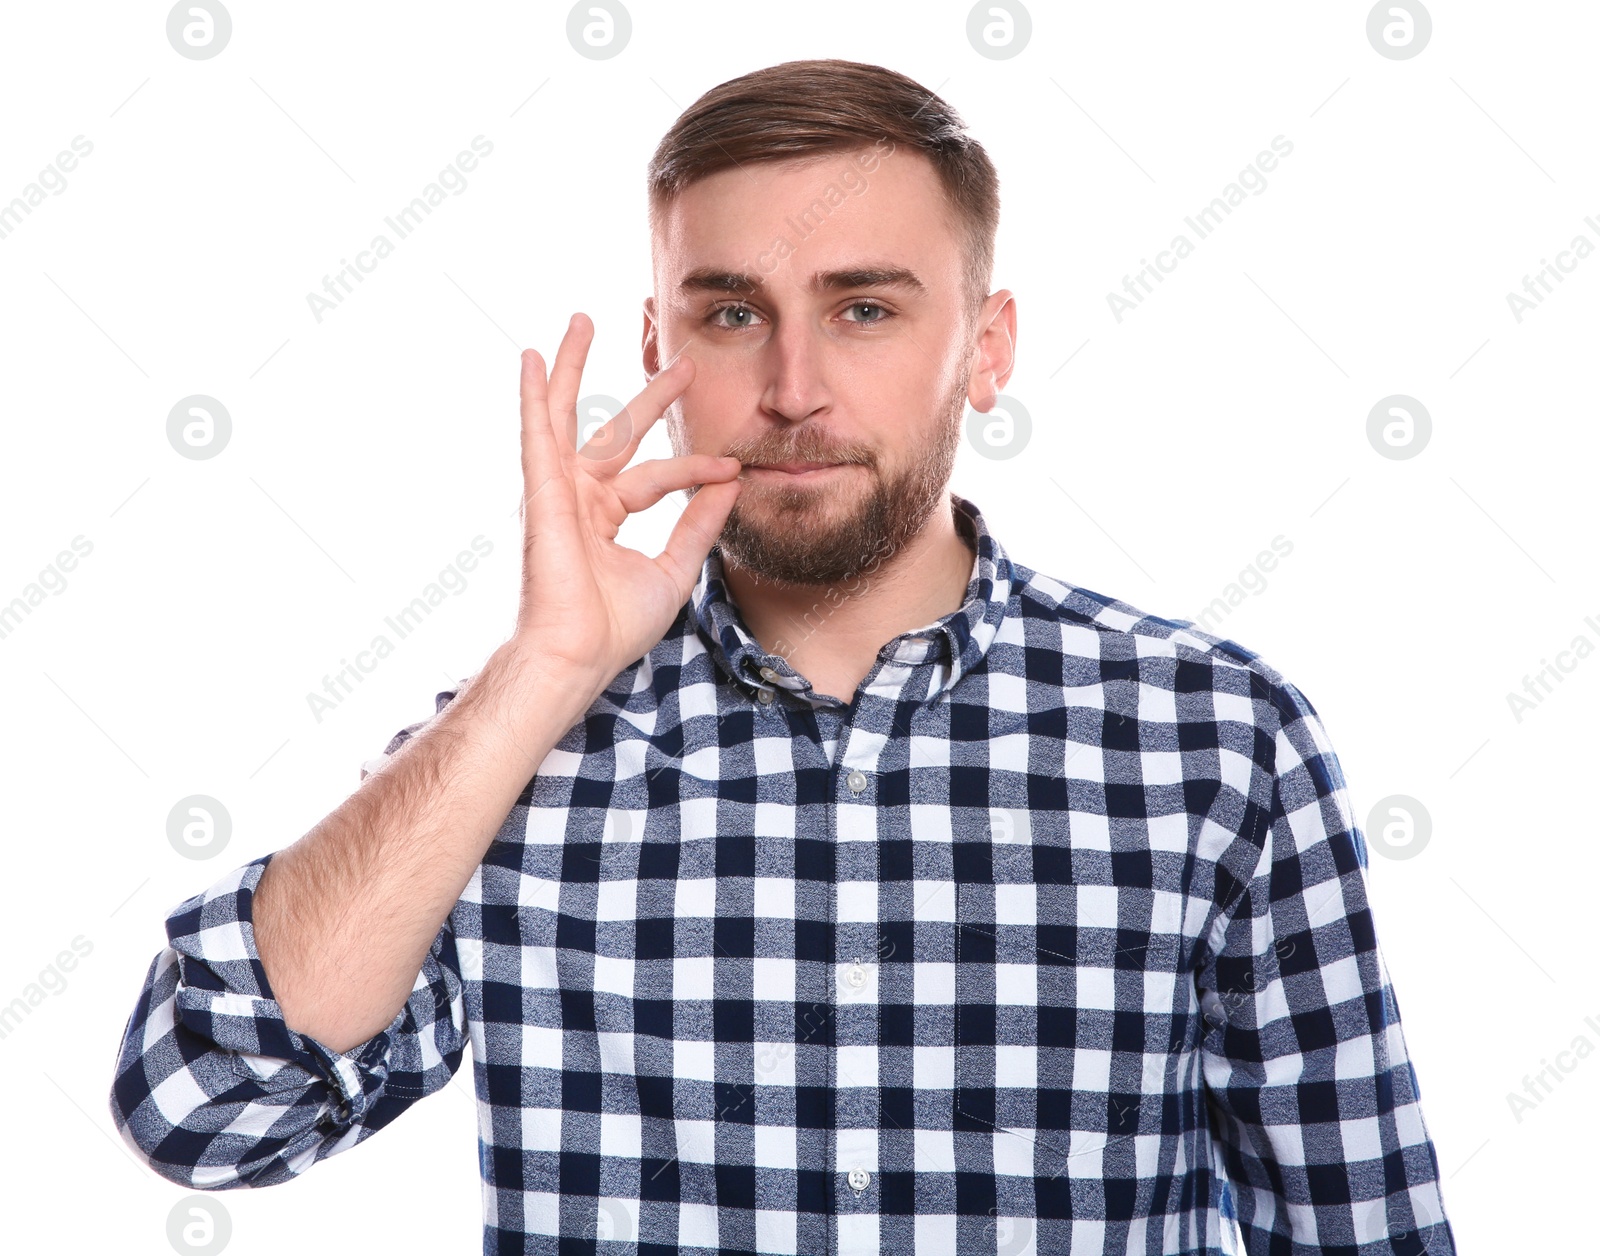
[110,492,1455,1255]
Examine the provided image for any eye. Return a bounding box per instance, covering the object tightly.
[841,301,890,324]
[706,302,764,330]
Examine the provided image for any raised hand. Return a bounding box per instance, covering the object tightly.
[510,312,743,685]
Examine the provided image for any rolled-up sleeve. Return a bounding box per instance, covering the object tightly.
[108,853,466,1189]
[1198,680,1456,1254]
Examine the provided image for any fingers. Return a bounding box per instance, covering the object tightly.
[612,454,742,515]
[578,355,697,471]
[546,313,595,454]
[519,349,565,506]
[654,477,744,599]
[524,317,704,517]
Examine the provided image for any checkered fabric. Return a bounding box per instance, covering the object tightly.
[109,492,1455,1255]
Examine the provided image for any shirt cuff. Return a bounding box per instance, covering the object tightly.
[164,852,405,1125]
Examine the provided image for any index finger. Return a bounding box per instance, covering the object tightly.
[576,354,697,470]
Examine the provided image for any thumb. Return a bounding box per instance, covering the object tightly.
[656,479,741,602]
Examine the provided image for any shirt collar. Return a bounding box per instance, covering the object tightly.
[689,491,1015,706]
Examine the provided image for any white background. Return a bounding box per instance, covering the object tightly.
[1,2,1594,1251]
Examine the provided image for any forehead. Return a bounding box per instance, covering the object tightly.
[652,147,961,296]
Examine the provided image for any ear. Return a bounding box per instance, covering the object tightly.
[965,290,1017,412]
[642,295,662,377]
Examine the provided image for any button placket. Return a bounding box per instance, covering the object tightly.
[831,703,890,1232]
[832,742,881,1230]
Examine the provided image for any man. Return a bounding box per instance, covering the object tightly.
[110,59,1456,1255]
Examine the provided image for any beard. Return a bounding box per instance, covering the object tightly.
[677,366,970,588]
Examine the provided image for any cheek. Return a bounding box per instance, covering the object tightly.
[841,347,956,406]
[677,379,747,449]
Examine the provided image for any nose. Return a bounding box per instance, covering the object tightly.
[760,316,833,423]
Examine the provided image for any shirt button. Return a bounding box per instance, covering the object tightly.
[756,688,774,705]
[848,1167,870,1192]
[759,666,780,682]
[847,961,867,989]
[846,770,867,793]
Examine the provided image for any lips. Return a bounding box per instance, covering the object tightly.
[754,461,838,473]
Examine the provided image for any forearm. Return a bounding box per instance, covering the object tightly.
[253,643,607,1052]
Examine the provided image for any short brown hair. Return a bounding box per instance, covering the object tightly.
[647,59,1001,324]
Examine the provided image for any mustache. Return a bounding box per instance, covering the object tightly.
[726,439,872,466]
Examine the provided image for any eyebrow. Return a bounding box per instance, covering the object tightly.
[677,265,927,299]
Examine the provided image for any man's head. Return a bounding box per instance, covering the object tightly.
[642,59,1015,588]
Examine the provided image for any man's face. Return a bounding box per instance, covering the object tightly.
[645,146,1011,588]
